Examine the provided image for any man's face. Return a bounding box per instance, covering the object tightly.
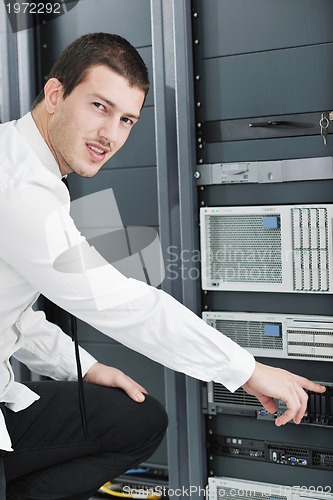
[48,65,145,177]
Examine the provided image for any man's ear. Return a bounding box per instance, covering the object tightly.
[44,78,64,114]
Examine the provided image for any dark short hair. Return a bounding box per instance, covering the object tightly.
[32,32,149,108]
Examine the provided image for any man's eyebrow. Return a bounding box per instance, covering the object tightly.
[90,94,141,120]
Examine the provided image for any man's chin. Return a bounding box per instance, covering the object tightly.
[73,163,103,178]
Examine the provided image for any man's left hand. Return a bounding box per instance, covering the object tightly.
[83,362,147,403]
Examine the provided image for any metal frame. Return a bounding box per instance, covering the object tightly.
[151,0,189,492]
[172,0,207,493]
[195,157,333,185]
[151,0,206,495]
[0,2,17,122]
[0,4,36,121]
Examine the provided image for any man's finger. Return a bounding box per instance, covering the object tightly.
[275,384,308,426]
[256,395,277,415]
[118,374,147,403]
[293,376,326,394]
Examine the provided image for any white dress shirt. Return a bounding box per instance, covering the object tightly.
[0,113,255,451]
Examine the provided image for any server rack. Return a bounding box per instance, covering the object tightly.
[190,0,333,496]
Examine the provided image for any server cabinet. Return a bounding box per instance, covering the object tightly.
[193,0,333,163]
[191,0,333,494]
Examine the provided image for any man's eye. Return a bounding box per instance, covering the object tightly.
[121,117,133,125]
[93,102,105,111]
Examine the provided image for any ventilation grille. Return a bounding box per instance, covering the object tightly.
[312,450,333,469]
[213,383,258,406]
[287,329,333,359]
[292,208,329,292]
[288,329,333,338]
[215,319,283,349]
[206,215,282,283]
[289,353,333,359]
[268,444,309,458]
[216,486,287,500]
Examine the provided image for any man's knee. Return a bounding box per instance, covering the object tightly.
[126,394,168,462]
[85,385,168,450]
[139,394,168,437]
[127,394,168,448]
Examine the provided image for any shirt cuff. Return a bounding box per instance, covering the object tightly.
[51,345,97,380]
[0,411,13,452]
[214,345,256,393]
[78,346,98,377]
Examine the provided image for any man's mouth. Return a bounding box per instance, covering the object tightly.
[89,145,105,155]
[86,143,109,161]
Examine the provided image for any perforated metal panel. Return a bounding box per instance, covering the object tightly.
[206,380,333,426]
[313,450,333,469]
[208,477,292,500]
[208,477,333,500]
[212,384,258,407]
[216,486,287,500]
[292,208,329,292]
[203,311,333,361]
[200,204,333,293]
[207,214,282,284]
[287,328,333,359]
[215,319,283,350]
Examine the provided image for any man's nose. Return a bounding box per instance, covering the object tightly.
[99,118,119,144]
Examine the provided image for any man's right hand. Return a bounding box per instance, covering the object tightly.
[242,361,326,426]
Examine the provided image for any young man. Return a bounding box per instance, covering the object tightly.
[0,33,325,499]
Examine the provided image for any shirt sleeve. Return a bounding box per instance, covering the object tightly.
[14,306,97,380]
[0,179,255,392]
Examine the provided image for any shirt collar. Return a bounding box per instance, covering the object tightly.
[15,112,63,179]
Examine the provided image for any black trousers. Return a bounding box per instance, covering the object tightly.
[0,381,168,500]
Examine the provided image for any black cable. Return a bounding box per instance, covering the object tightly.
[60,178,88,440]
[69,314,89,440]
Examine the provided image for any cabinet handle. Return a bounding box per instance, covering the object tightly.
[249,120,309,128]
